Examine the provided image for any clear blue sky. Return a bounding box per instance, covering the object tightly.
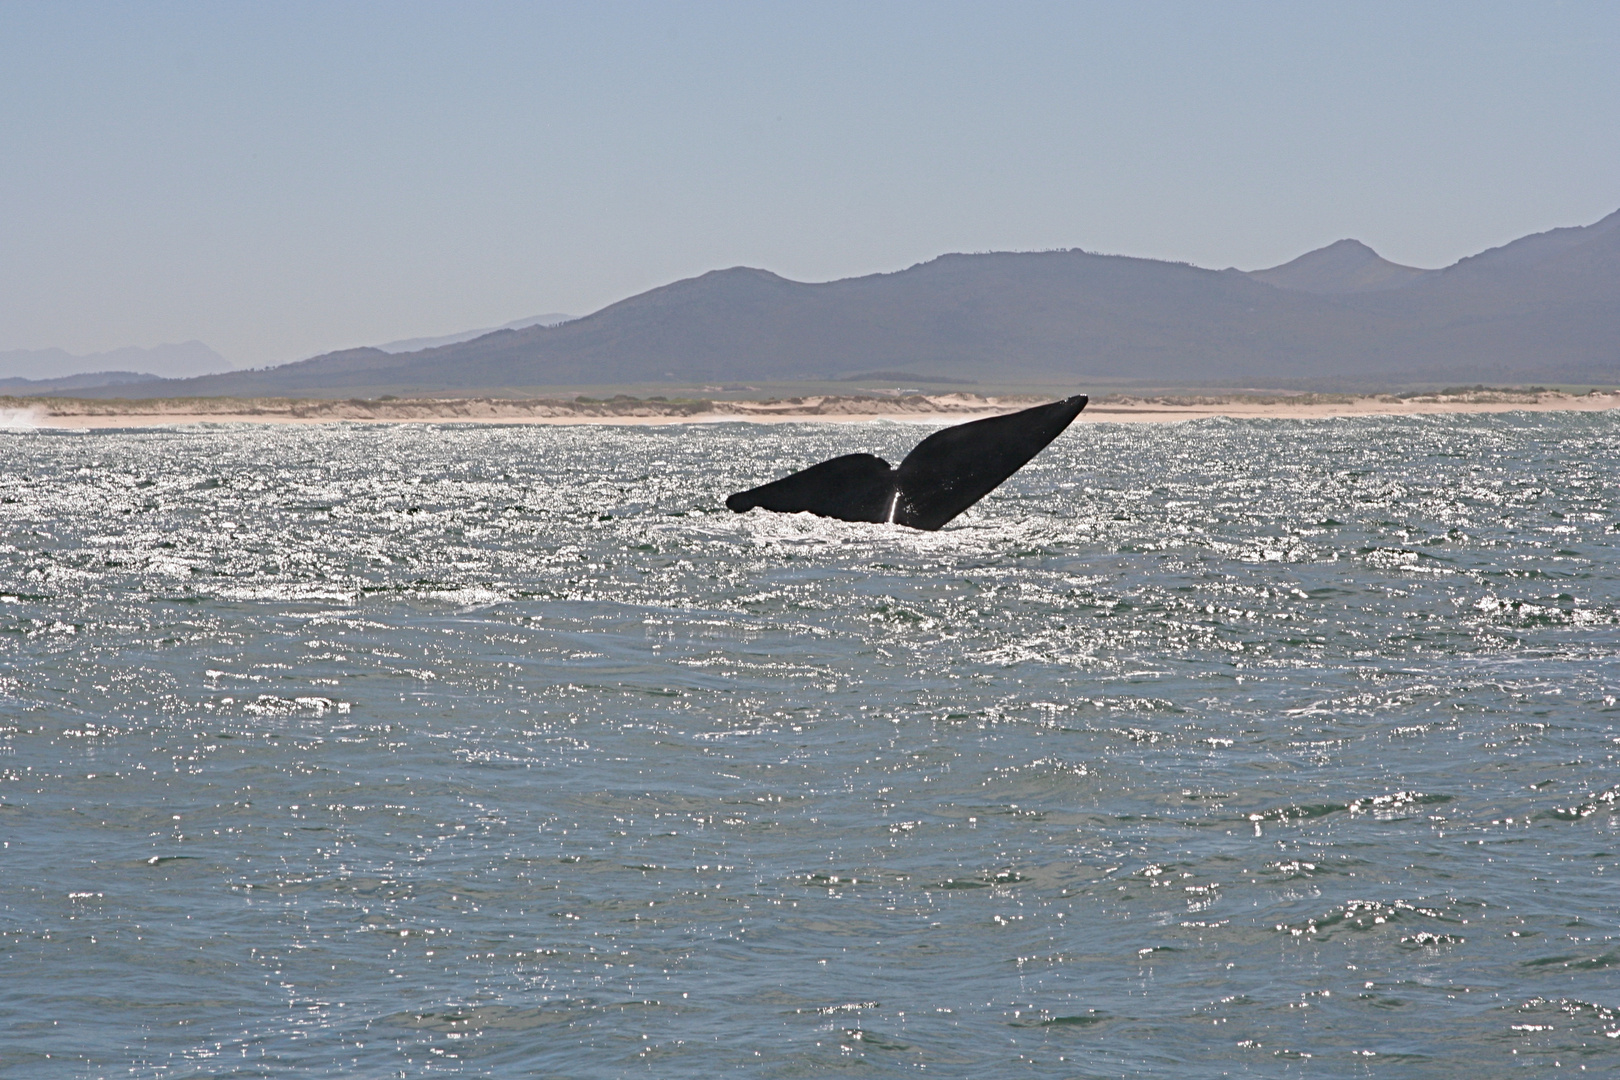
[2,1,1616,369]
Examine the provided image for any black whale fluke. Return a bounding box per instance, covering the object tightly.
[725,394,1088,530]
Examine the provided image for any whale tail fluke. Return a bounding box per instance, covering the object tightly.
[891,394,1089,529]
[726,394,1087,531]
[724,452,895,522]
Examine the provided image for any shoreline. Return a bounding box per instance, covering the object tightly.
[5,389,1618,429]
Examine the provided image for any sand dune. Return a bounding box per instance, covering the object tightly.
[7,389,1617,429]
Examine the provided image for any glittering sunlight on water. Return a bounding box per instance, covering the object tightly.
[2,413,1618,1076]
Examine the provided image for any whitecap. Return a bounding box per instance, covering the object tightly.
[0,406,46,430]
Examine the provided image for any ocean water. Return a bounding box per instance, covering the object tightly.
[1,413,1618,1078]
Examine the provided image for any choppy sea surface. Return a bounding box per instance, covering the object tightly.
[2,413,1619,1078]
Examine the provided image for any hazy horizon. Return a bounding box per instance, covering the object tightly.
[3,1,1617,372]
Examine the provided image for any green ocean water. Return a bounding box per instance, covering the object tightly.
[1,413,1618,1077]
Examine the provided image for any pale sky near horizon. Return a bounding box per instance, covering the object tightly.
[2,1,1617,370]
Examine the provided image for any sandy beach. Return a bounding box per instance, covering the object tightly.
[4,388,1617,429]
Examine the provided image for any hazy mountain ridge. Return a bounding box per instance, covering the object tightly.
[0,340,230,381]
[0,371,162,394]
[1248,239,1426,294]
[0,320,576,388]
[64,209,1620,398]
[377,313,574,354]
[1450,209,1620,275]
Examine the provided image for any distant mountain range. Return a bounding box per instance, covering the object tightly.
[0,370,167,395]
[0,341,229,384]
[0,318,573,392]
[39,209,1620,398]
